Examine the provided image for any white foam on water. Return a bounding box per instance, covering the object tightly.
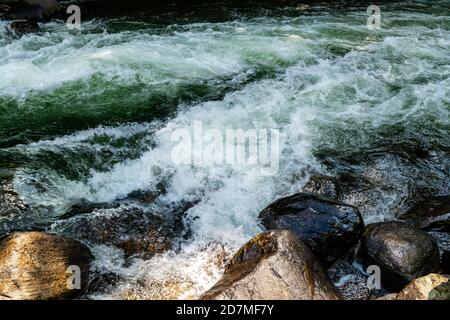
[8,9,450,299]
[90,243,231,300]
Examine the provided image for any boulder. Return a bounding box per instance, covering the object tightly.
[201,230,342,300]
[259,193,364,266]
[0,232,93,300]
[362,221,441,291]
[395,274,450,300]
[51,207,176,258]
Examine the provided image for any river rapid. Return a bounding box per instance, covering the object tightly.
[0,1,449,298]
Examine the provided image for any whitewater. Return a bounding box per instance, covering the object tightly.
[0,2,449,298]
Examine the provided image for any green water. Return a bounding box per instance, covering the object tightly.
[0,0,449,298]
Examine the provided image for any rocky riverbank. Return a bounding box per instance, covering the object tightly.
[1,189,449,300]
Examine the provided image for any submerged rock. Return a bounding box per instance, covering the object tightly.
[201,230,342,300]
[0,232,92,300]
[362,221,441,291]
[0,177,37,237]
[395,274,450,300]
[84,272,123,297]
[259,193,364,266]
[9,20,40,34]
[302,175,341,199]
[52,206,177,258]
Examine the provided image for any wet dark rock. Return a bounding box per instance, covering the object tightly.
[0,231,93,300]
[302,174,341,199]
[259,192,364,266]
[201,230,342,300]
[9,20,40,34]
[3,0,58,21]
[400,196,450,277]
[362,221,441,292]
[400,195,450,232]
[52,206,178,258]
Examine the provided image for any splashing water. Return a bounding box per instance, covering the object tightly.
[1,2,449,299]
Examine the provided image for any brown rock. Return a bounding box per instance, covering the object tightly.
[52,207,175,258]
[302,174,341,199]
[201,230,342,300]
[395,274,450,300]
[0,232,93,300]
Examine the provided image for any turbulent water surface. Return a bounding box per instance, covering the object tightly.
[0,1,449,298]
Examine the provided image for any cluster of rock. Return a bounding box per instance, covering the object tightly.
[0,172,449,300]
[201,230,342,300]
[200,185,450,300]
[0,232,92,300]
